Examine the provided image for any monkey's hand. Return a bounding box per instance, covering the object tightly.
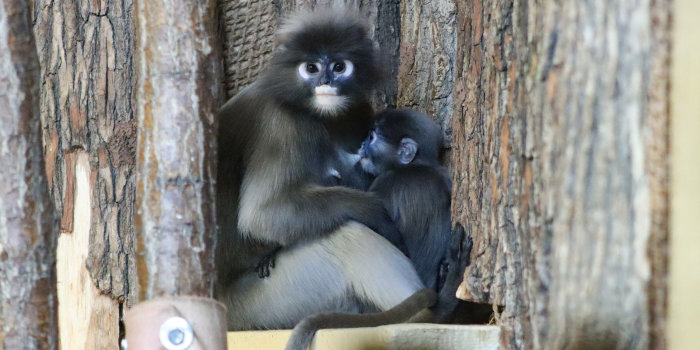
[256,247,282,278]
[432,224,469,322]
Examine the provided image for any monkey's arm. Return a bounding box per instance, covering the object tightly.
[239,182,404,247]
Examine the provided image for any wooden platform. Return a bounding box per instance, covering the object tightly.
[227,324,501,350]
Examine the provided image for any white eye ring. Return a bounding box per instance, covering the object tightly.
[298,62,322,80]
[334,60,354,78]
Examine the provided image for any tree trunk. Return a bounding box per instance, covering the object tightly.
[0,0,59,348]
[450,0,670,349]
[32,0,136,347]
[134,0,222,299]
[32,0,138,307]
[396,0,457,147]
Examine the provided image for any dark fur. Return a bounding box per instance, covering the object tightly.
[215,8,427,332]
[362,109,452,290]
[284,110,465,350]
[216,9,403,286]
[284,221,468,350]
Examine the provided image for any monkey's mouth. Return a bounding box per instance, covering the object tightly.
[314,85,348,115]
[315,85,339,96]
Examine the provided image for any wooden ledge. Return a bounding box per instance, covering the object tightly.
[228,324,501,349]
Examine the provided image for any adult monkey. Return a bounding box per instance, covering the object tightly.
[215,7,436,330]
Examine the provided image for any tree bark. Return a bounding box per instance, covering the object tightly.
[32,0,138,306]
[134,0,222,299]
[0,0,59,348]
[451,0,670,349]
[396,0,457,147]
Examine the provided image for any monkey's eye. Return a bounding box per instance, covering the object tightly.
[332,62,345,72]
[333,60,354,78]
[369,131,377,143]
[298,62,322,80]
[306,64,320,73]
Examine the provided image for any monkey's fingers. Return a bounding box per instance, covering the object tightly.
[255,247,282,279]
[255,263,265,278]
[256,257,272,278]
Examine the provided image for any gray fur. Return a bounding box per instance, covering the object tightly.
[284,110,464,350]
[215,8,427,332]
[219,223,424,330]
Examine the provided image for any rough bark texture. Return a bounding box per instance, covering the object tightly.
[32,0,138,306]
[134,0,222,299]
[396,0,457,147]
[451,0,670,349]
[0,0,59,348]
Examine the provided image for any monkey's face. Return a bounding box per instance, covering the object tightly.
[359,121,420,175]
[296,57,356,116]
[267,13,379,118]
[358,129,396,175]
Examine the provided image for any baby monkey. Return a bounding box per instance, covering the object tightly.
[359,109,452,291]
[285,109,459,350]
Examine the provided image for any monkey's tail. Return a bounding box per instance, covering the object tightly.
[284,288,437,350]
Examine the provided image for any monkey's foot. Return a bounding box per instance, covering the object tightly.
[256,247,282,278]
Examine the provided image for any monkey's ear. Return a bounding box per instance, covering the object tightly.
[397,138,418,165]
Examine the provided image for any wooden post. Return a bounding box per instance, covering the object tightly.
[668,0,700,348]
[0,0,59,348]
[134,0,222,299]
[451,0,670,349]
[33,0,137,346]
[33,0,138,307]
[396,0,457,147]
[125,1,225,347]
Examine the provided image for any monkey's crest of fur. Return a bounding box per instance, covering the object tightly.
[273,6,379,84]
[277,7,368,48]
[259,6,380,119]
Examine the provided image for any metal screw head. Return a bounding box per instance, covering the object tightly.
[159,316,194,350]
